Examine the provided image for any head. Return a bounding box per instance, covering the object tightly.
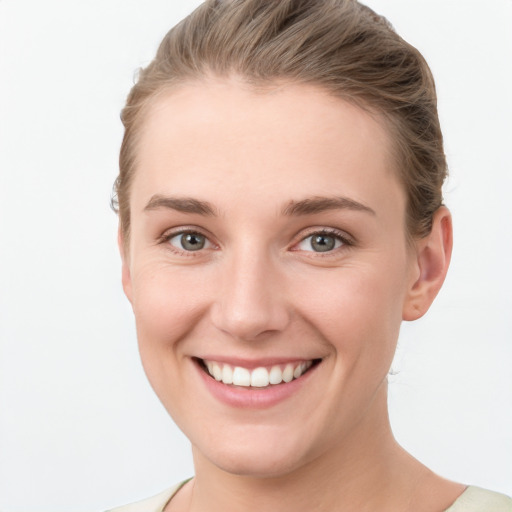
[114,0,452,479]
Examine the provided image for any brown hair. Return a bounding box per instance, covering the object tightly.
[113,0,446,242]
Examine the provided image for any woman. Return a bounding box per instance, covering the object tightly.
[109,1,512,511]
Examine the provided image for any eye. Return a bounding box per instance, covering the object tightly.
[296,231,346,253]
[168,231,212,252]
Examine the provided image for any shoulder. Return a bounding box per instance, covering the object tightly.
[445,486,512,512]
[105,481,188,512]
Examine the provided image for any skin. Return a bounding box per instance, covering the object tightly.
[120,77,462,511]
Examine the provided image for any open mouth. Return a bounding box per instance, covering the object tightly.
[197,358,321,388]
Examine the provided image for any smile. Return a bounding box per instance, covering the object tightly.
[201,359,318,388]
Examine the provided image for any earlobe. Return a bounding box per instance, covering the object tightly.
[118,228,133,304]
[402,207,453,321]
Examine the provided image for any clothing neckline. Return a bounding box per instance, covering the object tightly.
[160,482,510,512]
[161,478,192,511]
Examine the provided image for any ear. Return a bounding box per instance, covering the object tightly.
[402,207,453,321]
[118,227,133,304]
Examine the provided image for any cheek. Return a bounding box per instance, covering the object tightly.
[130,267,209,413]
[133,262,205,322]
[131,265,212,363]
[293,263,406,357]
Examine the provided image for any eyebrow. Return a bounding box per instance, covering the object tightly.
[143,194,375,217]
[282,196,376,216]
[144,195,218,216]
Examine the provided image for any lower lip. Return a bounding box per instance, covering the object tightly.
[194,360,319,409]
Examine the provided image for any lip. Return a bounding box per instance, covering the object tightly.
[193,357,321,409]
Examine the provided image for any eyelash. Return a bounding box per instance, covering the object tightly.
[293,228,354,254]
[158,227,353,256]
[158,228,215,257]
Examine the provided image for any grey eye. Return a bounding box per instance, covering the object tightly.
[297,233,343,252]
[311,234,336,252]
[169,232,209,251]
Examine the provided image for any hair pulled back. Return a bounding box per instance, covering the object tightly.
[114,0,446,242]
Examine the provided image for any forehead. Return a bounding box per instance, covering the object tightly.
[131,78,403,216]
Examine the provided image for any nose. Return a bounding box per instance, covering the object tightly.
[210,247,291,341]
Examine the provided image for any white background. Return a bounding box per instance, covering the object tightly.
[0,1,511,510]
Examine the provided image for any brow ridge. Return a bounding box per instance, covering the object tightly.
[282,196,376,216]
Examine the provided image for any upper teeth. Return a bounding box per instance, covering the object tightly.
[203,360,313,387]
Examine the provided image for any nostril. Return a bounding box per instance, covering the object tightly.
[209,300,290,341]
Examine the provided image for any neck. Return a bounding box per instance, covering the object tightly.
[184,385,434,512]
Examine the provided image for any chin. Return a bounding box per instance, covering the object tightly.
[207,450,305,479]
[192,425,319,479]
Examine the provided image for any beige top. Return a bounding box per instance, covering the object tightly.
[106,481,512,512]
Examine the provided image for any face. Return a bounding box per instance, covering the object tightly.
[122,78,422,478]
